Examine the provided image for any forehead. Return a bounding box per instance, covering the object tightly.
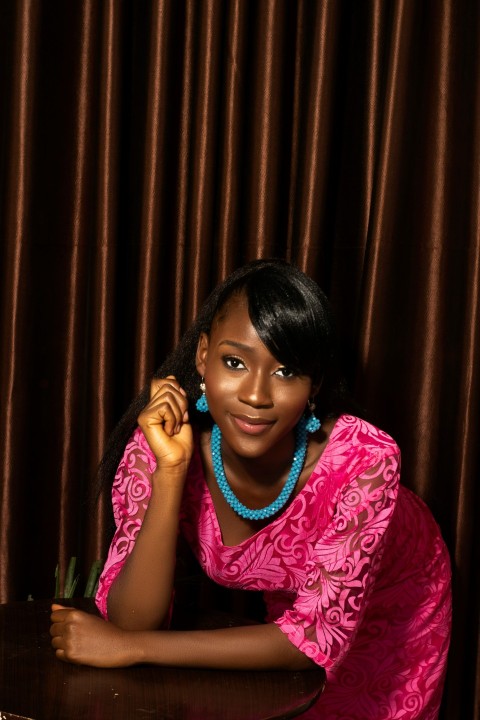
[212,293,250,328]
[210,294,260,343]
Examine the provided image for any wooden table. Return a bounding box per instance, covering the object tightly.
[0,599,325,720]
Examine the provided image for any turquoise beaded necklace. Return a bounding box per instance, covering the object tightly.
[210,417,309,521]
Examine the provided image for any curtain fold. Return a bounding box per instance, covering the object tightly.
[134,0,170,387]
[0,1,478,717]
[182,0,223,318]
[0,0,39,601]
[291,0,338,272]
[172,0,197,338]
[244,0,288,258]
[54,0,96,595]
[215,0,247,279]
[357,0,413,361]
[84,0,123,565]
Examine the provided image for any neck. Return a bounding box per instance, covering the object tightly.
[220,433,297,487]
[208,418,310,521]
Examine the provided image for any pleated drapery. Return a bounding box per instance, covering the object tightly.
[0,2,478,718]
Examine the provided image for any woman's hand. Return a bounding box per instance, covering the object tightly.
[137,375,193,470]
[50,604,140,667]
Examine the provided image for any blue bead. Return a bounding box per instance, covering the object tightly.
[209,417,309,521]
[305,413,321,433]
[196,393,209,413]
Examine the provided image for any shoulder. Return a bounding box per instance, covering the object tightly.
[332,414,399,454]
[324,418,401,524]
[323,415,400,479]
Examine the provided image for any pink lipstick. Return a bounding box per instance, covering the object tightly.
[230,414,275,435]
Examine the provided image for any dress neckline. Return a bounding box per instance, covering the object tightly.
[200,414,347,550]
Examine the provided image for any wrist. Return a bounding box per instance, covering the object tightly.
[131,631,160,665]
[128,631,149,665]
[151,465,188,490]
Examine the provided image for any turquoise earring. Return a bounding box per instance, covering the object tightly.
[305,400,321,433]
[196,379,209,412]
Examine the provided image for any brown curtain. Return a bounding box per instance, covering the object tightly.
[0,1,478,717]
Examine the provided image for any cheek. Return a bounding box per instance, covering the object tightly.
[273,382,312,419]
[278,393,309,420]
[204,366,236,404]
[279,379,312,418]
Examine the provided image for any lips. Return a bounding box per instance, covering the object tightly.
[230,413,275,436]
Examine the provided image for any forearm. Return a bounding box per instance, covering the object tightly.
[107,469,185,630]
[131,623,317,671]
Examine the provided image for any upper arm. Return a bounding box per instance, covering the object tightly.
[275,451,400,669]
[95,429,155,618]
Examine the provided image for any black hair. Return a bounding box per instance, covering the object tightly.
[96,259,358,496]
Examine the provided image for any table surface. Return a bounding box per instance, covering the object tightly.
[0,598,325,720]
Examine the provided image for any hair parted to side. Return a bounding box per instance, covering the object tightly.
[96,259,358,494]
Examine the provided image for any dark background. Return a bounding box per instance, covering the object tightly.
[1,2,479,717]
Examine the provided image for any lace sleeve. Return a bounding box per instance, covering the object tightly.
[274,451,400,669]
[95,427,155,618]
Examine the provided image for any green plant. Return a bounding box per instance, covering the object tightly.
[54,557,102,598]
[84,559,102,597]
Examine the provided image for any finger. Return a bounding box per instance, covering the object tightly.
[50,609,71,623]
[143,391,188,435]
[51,634,64,648]
[149,377,188,409]
[140,402,177,436]
[150,390,187,426]
[165,374,185,388]
[151,399,182,435]
[166,375,187,397]
[150,378,163,400]
[50,621,66,638]
[55,646,79,665]
[150,376,181,399]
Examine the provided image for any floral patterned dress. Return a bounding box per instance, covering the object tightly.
[96,415,451,720]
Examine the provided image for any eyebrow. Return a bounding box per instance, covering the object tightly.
[218,340,253,352]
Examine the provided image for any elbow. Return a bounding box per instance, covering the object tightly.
[279,639,320,671]
[108,605,168,631]
[286,653,319,671]
[272,624,320,671]
[107,595,169,631]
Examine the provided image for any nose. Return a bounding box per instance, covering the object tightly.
[238,370,274,409]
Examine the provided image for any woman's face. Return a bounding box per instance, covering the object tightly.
[196,294,314,460]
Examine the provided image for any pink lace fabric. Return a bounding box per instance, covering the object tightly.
[96,415,451,720]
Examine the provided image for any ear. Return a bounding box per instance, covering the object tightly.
[195,332,209,377]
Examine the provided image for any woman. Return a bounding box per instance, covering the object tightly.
[50,259,451,719]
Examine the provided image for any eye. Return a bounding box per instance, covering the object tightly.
[274,366,296,378]
[223,356,246,370]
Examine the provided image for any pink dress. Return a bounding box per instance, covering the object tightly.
[96,415,451,720]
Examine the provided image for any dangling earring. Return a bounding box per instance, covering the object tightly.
[196,378,209,412]
[305,400,321,433]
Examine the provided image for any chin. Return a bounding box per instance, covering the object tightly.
[221,419,297,460]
